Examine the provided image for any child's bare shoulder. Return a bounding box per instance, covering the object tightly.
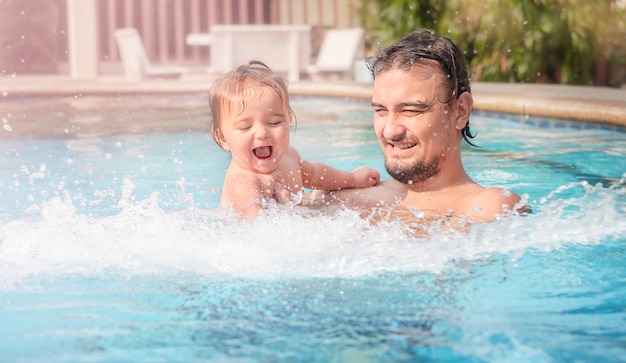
[223,165,269,193]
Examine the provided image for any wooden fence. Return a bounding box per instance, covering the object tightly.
[0,0,360,74]
[98,0,361,66]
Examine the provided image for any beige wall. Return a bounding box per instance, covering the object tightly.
[0,0,363,76]
[279,0,360,28]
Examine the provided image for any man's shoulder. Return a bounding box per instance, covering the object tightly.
[465,186,522,218]
[474,186,520,203]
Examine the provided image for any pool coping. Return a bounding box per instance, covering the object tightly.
[288,81,626,127]
[2,74,625,127]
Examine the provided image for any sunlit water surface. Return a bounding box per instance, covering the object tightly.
[0,95,625,362]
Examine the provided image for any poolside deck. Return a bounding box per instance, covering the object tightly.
[1,73,625,127]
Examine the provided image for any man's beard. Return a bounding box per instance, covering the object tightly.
[385,156,440,185]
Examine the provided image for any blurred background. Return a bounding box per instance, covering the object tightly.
[0,0,625,87]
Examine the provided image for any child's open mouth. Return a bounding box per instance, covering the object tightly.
[253,146,272,159]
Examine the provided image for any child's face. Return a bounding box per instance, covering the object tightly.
[217,87,291,174]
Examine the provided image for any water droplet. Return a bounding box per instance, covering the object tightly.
[408,206,425,219]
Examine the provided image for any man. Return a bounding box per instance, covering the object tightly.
[315,29,523,222]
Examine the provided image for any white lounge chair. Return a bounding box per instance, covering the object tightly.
[114,28,187,81]
[308,28,364,80]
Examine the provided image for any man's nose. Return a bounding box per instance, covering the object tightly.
[382,113,405,140]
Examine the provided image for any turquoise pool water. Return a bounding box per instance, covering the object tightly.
[0,95,625,362]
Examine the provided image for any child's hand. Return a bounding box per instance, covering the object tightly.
[274,182,303,205]
[274,182,291,204]
[352,166,380,187]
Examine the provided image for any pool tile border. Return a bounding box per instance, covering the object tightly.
[473,110,626,133]
[2,75,625,128]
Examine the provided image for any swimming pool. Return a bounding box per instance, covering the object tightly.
[1,94,625,362]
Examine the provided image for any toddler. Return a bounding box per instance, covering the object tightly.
[209,60,380,218]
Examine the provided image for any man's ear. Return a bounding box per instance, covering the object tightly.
[454,92,473,130]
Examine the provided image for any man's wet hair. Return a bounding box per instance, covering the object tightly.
[367,29,477,146]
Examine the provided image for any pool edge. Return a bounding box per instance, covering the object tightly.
[2,76,625,127]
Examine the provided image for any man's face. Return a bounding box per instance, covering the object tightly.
[371,64,458,185]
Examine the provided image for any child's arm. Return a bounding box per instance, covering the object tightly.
[299,159,380,191]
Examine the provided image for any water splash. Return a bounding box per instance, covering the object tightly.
[0,179,624,289]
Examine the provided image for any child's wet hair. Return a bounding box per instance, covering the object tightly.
[208,60,293,149]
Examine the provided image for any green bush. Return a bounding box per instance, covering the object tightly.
[359,0,626,85]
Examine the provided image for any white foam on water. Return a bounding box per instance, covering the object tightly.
[0,178,624,288]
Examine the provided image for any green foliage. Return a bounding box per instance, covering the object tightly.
[359,0,626,85]
[359,0,445,50]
